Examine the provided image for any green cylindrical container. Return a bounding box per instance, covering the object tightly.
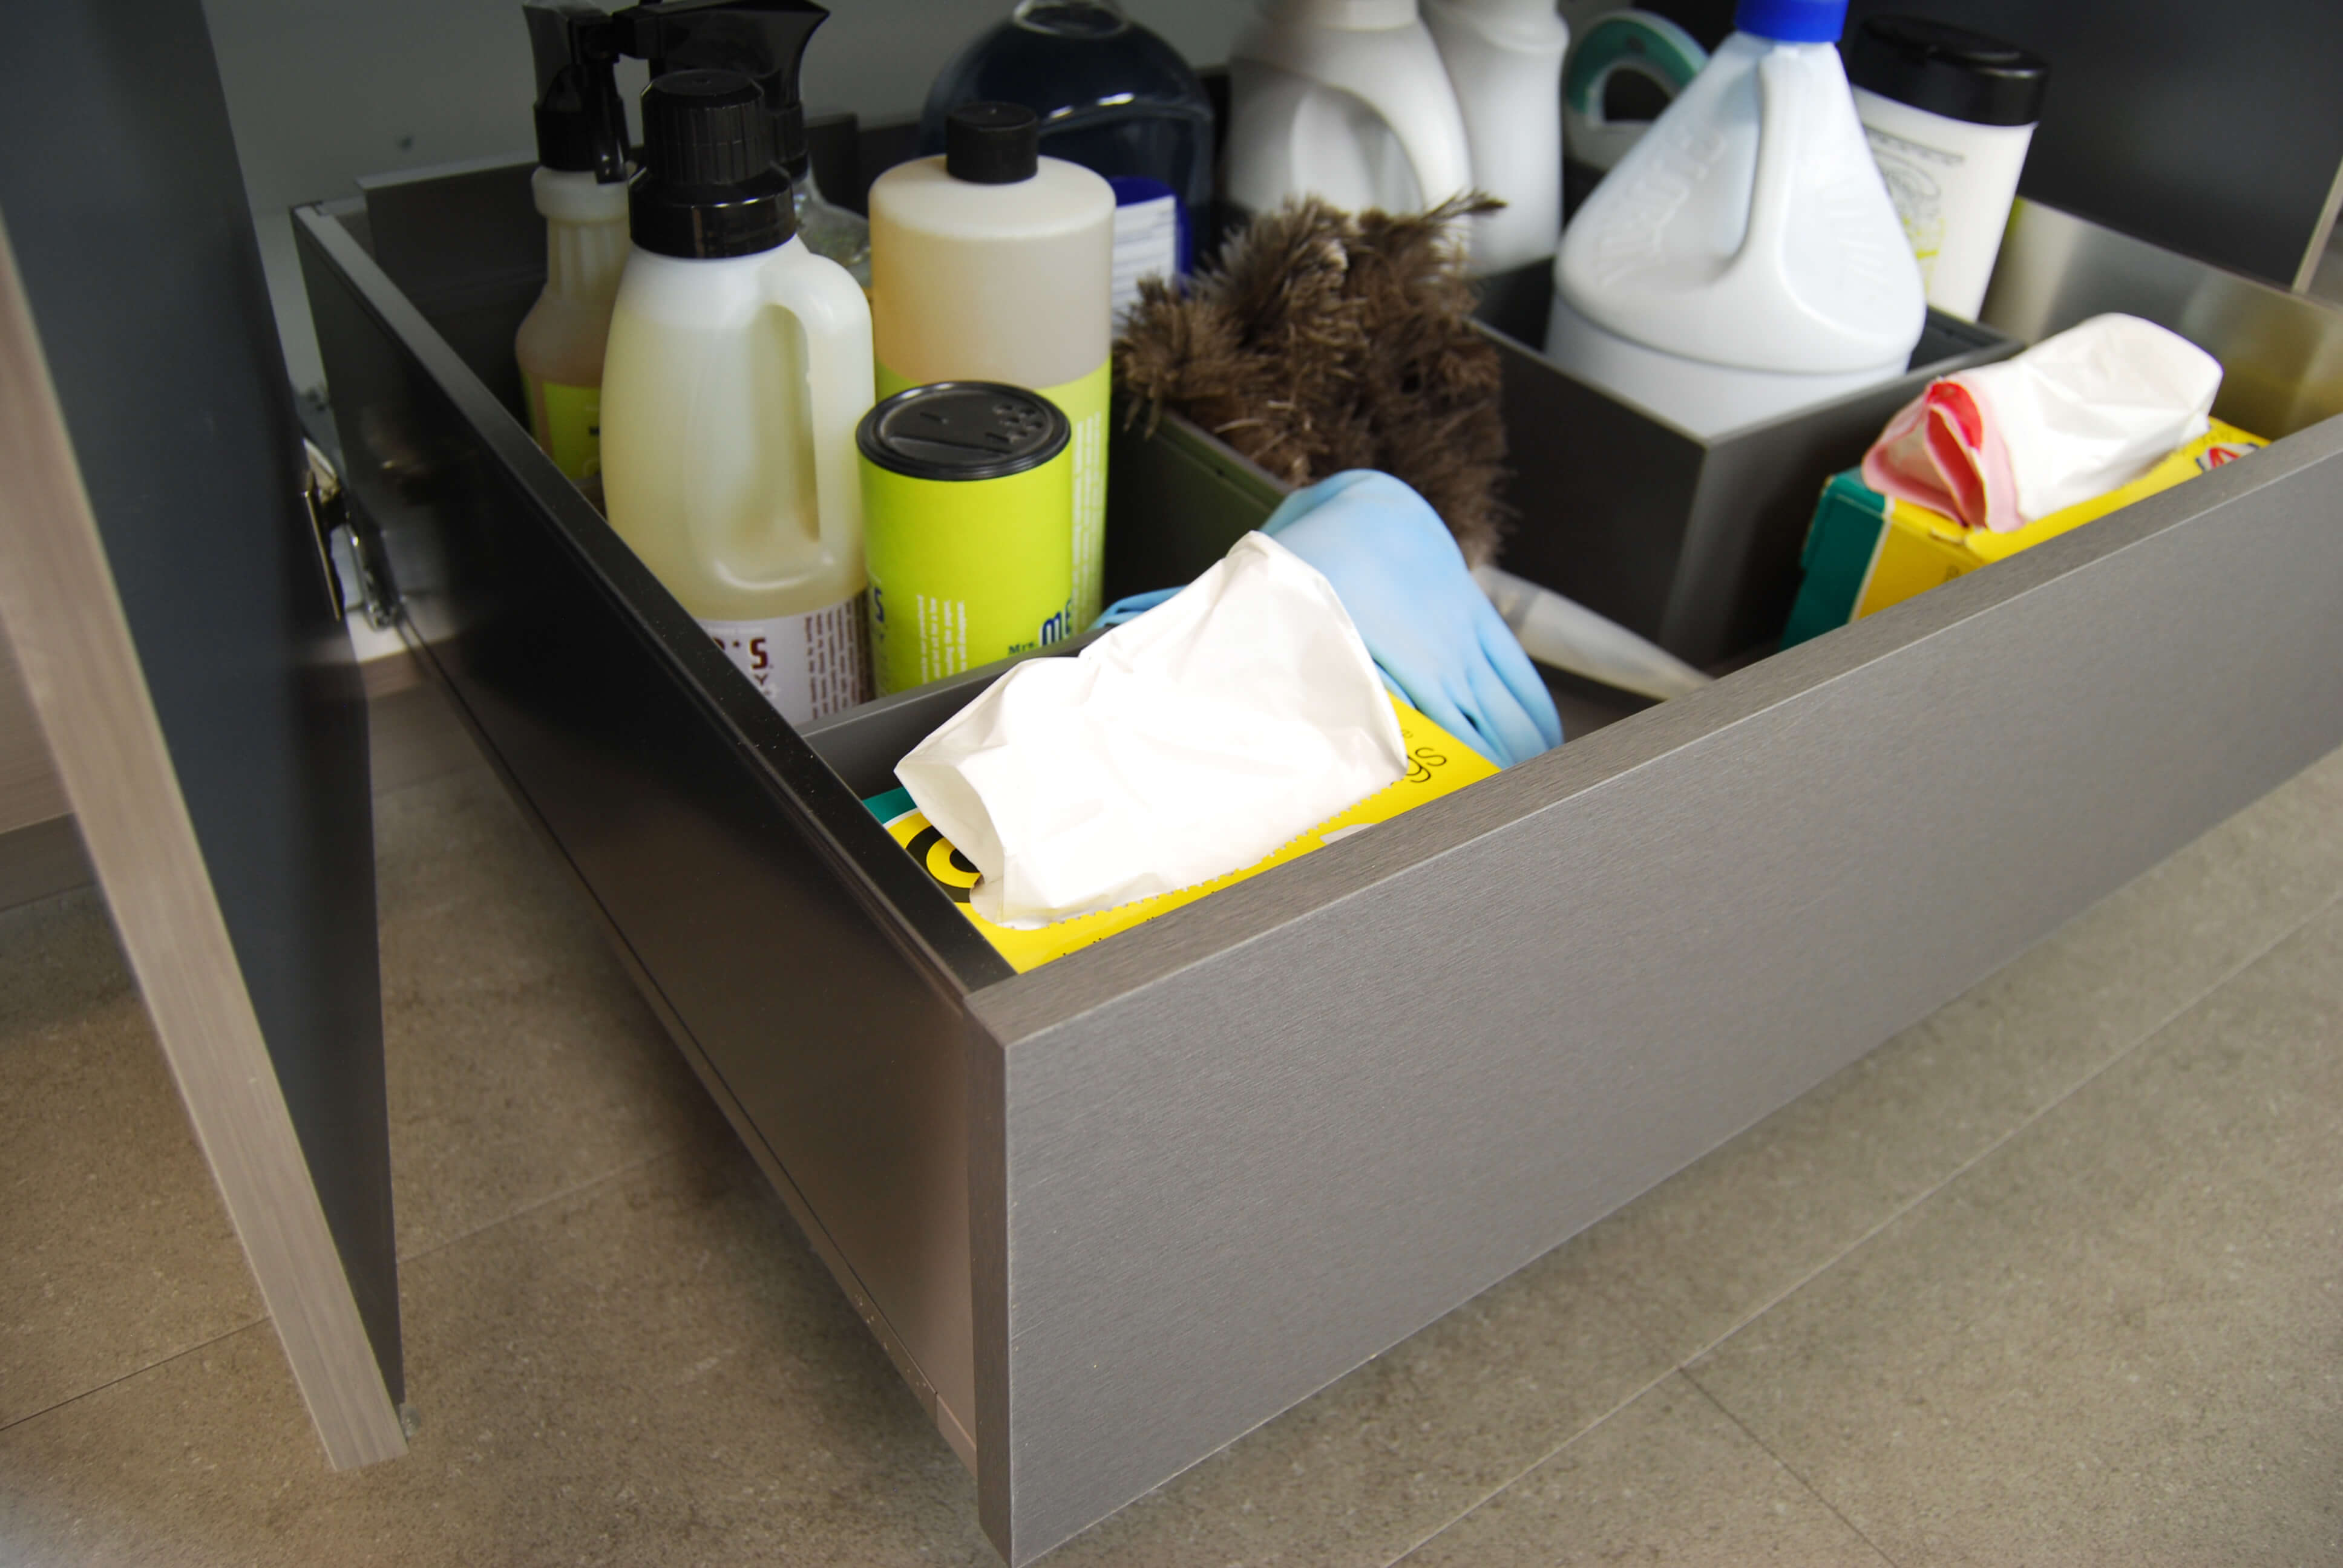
[856,381,1076,695]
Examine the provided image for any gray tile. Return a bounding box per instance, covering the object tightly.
[0,1145,998,1567]
[1687,898,2343,1567]
[1576,742,2343,1365]
[1397,1373,1890,1568]
[0,889,263,1430]
[365,680,483,799]
[0,816,91,915]
[1044,1234,1673,1568]
[373,769,723,1258]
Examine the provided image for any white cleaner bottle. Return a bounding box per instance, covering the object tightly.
[868,103,1115,627]
[1545,0,1924,436]
[601,70,875,725]
[1226,0,1474,219]
[1421,0,1568,272]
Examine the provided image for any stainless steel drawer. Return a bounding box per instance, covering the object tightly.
[297,174,2343,1564]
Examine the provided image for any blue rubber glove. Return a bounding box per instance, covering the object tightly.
[1095,586,1183,627]
[1262,471,1562,768]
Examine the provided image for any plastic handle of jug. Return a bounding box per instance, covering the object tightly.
[1389,79,1475,214]
[1726,45,1805,290]
[761,243,876,573]
[1332,30,1474,214]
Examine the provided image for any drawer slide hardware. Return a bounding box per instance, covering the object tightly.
[302,438,400,630]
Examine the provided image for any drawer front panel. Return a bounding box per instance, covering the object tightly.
[973,422,2343,1560]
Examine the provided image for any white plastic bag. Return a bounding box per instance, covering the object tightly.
[897,532,1407,928]
[1864,313,2223,532]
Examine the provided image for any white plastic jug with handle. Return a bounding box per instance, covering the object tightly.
[1227,0,1474,219]
[1545,0,1924,436]
[601,71,876,726]
[1421,0,1568,272]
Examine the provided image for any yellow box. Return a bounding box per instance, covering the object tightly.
[864,697,1499,973]
[1783,420,2267,647]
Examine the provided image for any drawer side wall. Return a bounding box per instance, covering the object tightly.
[298,215,983,1456]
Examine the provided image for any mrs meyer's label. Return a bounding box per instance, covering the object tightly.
[703,596,868,725]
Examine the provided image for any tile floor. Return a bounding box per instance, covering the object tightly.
[1,686,2339,1566]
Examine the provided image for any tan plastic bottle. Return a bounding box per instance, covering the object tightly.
[516,167,631,491]
[516,4,632,490]
[600,71,874,725]
[869,102,1114,627]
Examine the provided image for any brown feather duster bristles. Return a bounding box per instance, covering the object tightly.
[1115,192,1510,566]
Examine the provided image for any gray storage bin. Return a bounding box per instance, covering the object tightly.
[1474,263,2016,667]
[1106,261,2017,671]
[297,171,2343,1566]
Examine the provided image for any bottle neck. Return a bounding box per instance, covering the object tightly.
[534,166,631,301]
[545,212,631,303]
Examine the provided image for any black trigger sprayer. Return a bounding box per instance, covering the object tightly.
[523,3,628,184]
[611,0,869,282]
[511,0,864,487]
[615,0,831,188]
[515,2,632,486]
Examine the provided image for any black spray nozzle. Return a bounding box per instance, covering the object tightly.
[616,0,828,179]
[525,4,629,182]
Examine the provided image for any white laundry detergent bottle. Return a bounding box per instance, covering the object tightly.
[1545,0,1924,436]
[600,70,876,725]
[1421,0,1568,272]
[1226,0,1473,219]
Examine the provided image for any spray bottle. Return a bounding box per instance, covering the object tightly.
[620,0,870,287]
[516,4,631,489]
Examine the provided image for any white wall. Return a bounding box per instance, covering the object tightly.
[203,0,1251,393]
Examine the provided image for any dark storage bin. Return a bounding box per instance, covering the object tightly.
[298,169,2343,1566]
[1478,262,2017,667]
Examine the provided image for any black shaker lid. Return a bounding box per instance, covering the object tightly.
[1847,16,2048,128]
[857,383,1070,480]
[945,102,1040,185]
[629,69,798,259]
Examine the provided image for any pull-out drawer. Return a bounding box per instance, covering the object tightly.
[297,174,2343,1564]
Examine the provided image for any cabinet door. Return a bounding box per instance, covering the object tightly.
[0,0,403,1465]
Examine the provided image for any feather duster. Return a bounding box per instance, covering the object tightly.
[1116,193,1509,566]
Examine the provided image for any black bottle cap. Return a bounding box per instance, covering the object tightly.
[857,383,1070,481]
[945,102,1040,185]
[525,4,629,183]
[1847,16,2048,128]
[629,70,797,259]
[773,101,810,181]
